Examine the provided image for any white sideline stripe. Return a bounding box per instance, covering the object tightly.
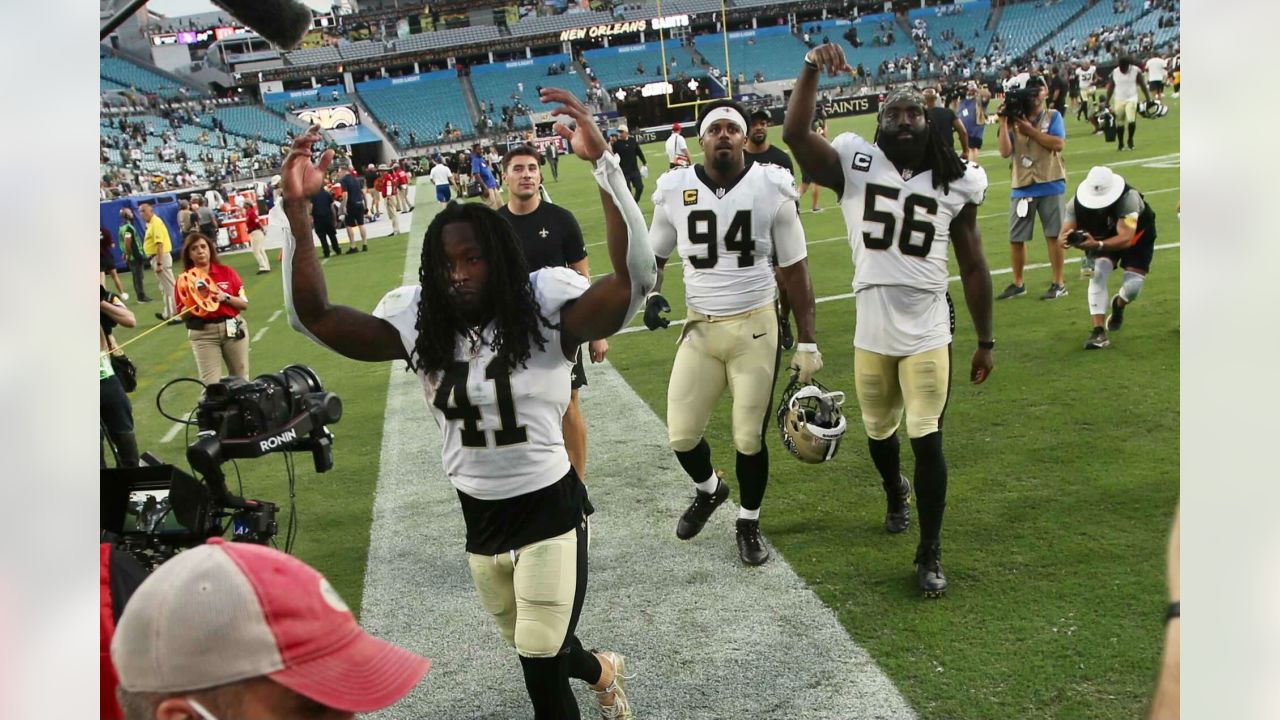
[360,186,915,719]
[160,421,184,444]
[268,309,282,323]
[614,242,1181,336]
[588,187,1179,278]
[251,325,269,343]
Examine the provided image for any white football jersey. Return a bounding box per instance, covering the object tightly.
[374,267,587,501]
[831,132,988,356]
[651,162,801,316]
[1076,65,1097,91]
[1112,66,1140,102]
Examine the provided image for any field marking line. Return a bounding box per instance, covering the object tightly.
[160,421,184,444]
[251,325,269,343]
[268,309,282,323]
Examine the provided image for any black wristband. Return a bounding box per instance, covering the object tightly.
[978,340,995,350]
[1165,601,1179,624]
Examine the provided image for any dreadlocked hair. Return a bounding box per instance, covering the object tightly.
[409,202,553,376]
[873,111,969,195]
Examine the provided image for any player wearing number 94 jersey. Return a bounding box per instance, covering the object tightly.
[786,51,994,598]
[644,99,820,567]
[280,87,656,719]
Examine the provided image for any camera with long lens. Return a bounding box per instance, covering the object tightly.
[101,364,342,569]
[999,86,1039,121]
[1065,229,1089,247]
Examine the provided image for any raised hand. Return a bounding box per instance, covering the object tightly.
[541,87,608,161]
[281,124,334,202]
[805,43,852,77]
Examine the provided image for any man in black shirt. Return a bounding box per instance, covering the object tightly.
[743,109,799,350]
[1047,65,1070,116]
[310,185,341,258]
[496,145,603,483]
[609,125,647,201]
[339,166,369,252]
[923,86,970,156]
[361,162,381,220]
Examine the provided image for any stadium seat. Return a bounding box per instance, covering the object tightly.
[358,70,475,143]
[993,0,1088,59]
[100,55,202,98]
[584,39,706,90]
[469,54,589,131]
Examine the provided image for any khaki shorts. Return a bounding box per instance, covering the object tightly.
[666,304,780,455]
[1009,193,1064,242]
[854,345,951,440]
[467,526,582,658]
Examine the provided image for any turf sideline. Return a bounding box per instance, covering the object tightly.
[358,179,916,719]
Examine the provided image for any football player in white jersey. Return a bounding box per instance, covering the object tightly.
[1105,56,1152,152]
[643,99,820,567]
[785,45,995,597]
[279,87,656,720]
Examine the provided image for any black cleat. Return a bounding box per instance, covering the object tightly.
[915,543,948,598]
[996,283,1026,300]
[1084,326,1110,350]
[780,318,794,351]
[735,518,770,566]
[1106,294,1126,332]
[884,474,911,534]
[676,475,729,540]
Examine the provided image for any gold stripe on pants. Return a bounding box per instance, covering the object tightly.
[467,528,578,658]
[854,345,950,440]
[667,303,778,455]
[188,318,249,386]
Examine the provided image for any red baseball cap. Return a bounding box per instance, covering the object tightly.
[111,538,430,713]
[672,122,681,131]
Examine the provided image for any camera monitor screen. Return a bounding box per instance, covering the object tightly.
[101,465,211,538]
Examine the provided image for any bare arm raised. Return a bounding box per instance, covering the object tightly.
[782,44,848,195]
[280,126,407,362]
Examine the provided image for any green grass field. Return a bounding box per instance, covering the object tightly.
[108,101,1179,719]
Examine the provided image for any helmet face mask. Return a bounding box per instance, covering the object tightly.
[777,376,848,464]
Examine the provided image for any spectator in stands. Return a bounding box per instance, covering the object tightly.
[924,86,970,157]
[340,167,369,252]
[117,209,152,303]
[177,233,250,385]
[996,75,1070,301]
[610,125,647,202]
[311,183,341,258]
[110,539,430,720]
[138,201,178,323]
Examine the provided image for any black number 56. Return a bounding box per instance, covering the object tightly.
[862,184,939,257]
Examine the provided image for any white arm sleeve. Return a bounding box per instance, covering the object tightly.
[772,198,808,268]
[591,151,657,321]
[281,211,339,353]
[649,204,678,261]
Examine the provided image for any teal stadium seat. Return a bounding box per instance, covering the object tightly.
[358,70,476,143]
[469,54,589,132]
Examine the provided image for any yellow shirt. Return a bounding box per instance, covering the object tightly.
[143,215,172,257]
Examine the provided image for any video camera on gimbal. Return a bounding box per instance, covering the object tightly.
[102,365,342,568]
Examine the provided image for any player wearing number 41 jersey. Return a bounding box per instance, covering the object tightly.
[644,99,820,567]
[786,43,994,597]
[280,88,656,720]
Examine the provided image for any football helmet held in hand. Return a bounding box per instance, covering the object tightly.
[777,375,847,464]
[644,292,672,330]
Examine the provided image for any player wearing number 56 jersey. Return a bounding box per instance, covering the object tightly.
[280,88,657,720]
[644,99,820,567]
[786,45,995,597]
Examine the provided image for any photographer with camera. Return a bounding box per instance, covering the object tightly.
[957,81,991,163]
[1057,166,1158,350]
[110,538,431,720]
[996,75,1070,301]
[101,285,139,468]
[177,233,250,386]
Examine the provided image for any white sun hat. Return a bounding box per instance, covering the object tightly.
[1075,165,1126,209]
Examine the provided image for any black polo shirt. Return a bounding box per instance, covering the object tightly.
[498,201,587,271]
[744,145,794,176]
[927,106,959,151]
[610,137,646,175]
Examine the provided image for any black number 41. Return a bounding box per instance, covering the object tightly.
[433,359,527,448]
